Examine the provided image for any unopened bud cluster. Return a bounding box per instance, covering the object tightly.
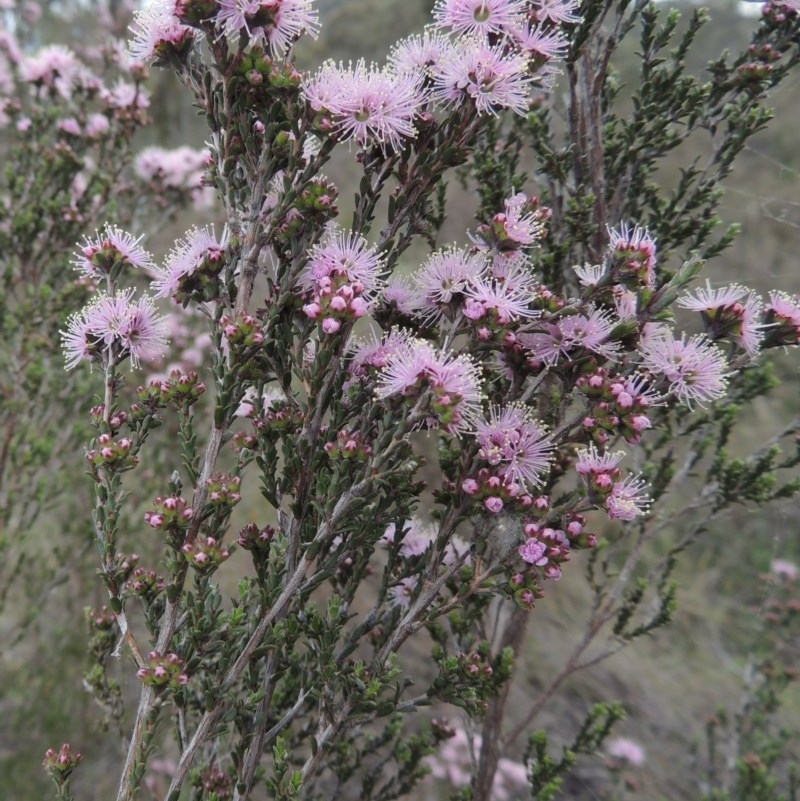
[42,743,83,784]
[136,651,189,690]
[182,536,231,571]
[87,433,137,470]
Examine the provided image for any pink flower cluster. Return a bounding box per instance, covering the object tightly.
[519,305,622,366]
[678,282,764,359]
[303,60,425,151]
[426,727,528,801]
[182,536,231,570]
[145,495,194,532]
[134,145,213,209]
[375,338,484,435]
[73,224,154,279]
[639,330,729,409]
[42,743,83,780]
[472,192,550,252]
[129,0,319,63]
[517,521,571,580]
[577,369,661,445]
[136,650,189,690]
[575,444,651,521]
[151,225,230,304]
[299,229,384,334]
[606,223,658,289]
[61,290,169,370]
[302,0,575,151]
[462,405,553,513]
[607,736,646,766]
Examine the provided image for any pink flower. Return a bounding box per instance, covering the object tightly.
[763,290,800,348]
[770,559,798,580]
[151,225,230,302]
[410,246,488,320]
[476,405,553,488]
[85,113,110,137]
[432,37,532,116]
[607,223,657,288]
[530,0,582,24]
[678,282,764,358]
[511,22,568,62]
[383,519,437,557]
[348,327,415,375]
[301,229,384,297]
[134,145,208,192]
[388,576,419,608]
[573,262,607,288]
[521,306,621,365]
[606,475,651,520]
[519,538,548,565]
[484,193,547,250]
[304,60,425,151]
[389,30,452,75]
[639,331,729,408]
[462,275,539,326]
[61,290,169,370]
[73,224,154,278]
[381,274,418,316]
[575,443,624,477]
[217,0,319,55]
[128,3,195,65]
[607,736,646,766]
[433,0,528,39]
[103,80,151,111]
[376,339,484,434]
[20,44,81,98]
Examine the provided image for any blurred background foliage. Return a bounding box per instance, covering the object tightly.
[1,0,798,799]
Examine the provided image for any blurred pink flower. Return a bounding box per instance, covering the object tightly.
[607,736,646,766]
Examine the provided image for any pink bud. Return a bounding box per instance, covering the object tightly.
[484,496,504,514]
[322,317,341,334]
[462,478,479,495]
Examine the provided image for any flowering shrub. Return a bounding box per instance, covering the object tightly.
[6,0,798,799]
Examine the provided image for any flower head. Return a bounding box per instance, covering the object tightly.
[607,223,657,288]
[389,29,452,76]
[476,405,553,487]
[478,192,547,251]
[678,282,764,358]
[301,228,384,296]
[348,327,415,376]
[605,475,651,520]
[376,339,484,434]
[763,290,800,348]
[639,331,729,408]
[20,44,81,98]
[432,37,532,116]
[530,0,582,24]
[151,225,230,303]
[61,290,169,370]
[607,737,646,766]
[432,0,528,39]
[575,443,624,478]
[73,225,154,279]
[383,518,436,558]
[388,576,419,608]
[128,2,195,65]
[217,0,319,55]
[304,60,425,151]
[410,246,488,320]
[521,306,621,366]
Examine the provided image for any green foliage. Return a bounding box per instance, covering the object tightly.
[526,702,626,801]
